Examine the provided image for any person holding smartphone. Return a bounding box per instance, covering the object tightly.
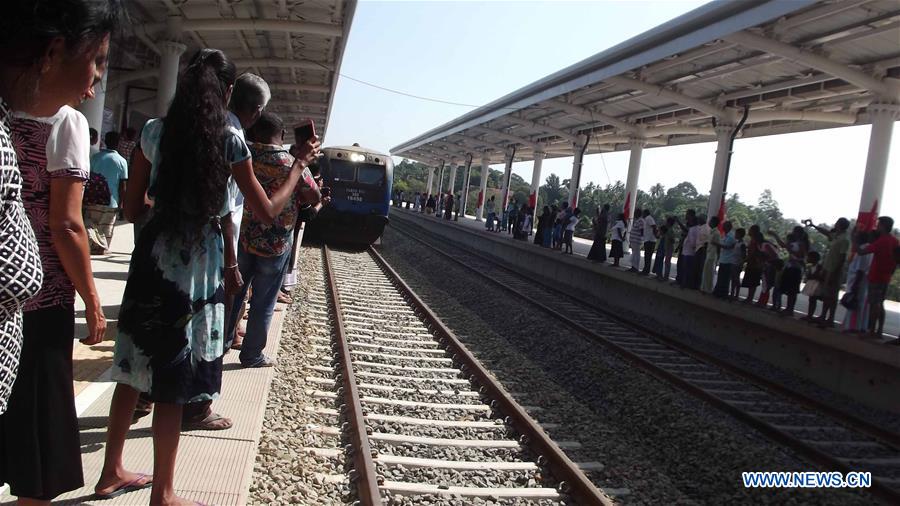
[224,112,321,368]
[96,49,320,505]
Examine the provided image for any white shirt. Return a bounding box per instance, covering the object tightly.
[698,223,711,246]
[566,215,578,231]
[15,106,91,173]
[225,111,246,211]
[612,220,626,241]
[643,215,656,243]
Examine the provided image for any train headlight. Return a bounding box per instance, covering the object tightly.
[349,153,365,162]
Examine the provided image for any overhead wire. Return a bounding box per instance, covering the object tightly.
[585,108,612,187]
[311,61,554,112]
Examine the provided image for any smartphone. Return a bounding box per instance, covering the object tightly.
[294,119,316,145]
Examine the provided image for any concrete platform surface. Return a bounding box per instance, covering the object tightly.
[1,222,291,505]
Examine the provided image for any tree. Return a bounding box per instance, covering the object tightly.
[752,189,784,233]
[540,173,566,207]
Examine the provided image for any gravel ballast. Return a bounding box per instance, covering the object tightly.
[378,226,875,505]
[248,247,349,505]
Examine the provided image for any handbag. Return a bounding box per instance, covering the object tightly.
[84,172,111,206]
[840,290,859,310]
[800,279,820,297]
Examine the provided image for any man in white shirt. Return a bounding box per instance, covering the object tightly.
[641,209,657,275]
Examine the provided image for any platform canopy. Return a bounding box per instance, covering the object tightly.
[105,0,356,138]
[391,0,900,165]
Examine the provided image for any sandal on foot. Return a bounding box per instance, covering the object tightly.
[131,409,152,425]
[93,473,153,499]
[182,412,233,431]
[243,355,277,368]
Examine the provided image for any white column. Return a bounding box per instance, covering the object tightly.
[528,149,544,228]
[857,103,899,225]
[156,40,187,116]
[447,160,458,194]
[77,70,108,134]
[499,146,515,209]
[425,166,435,196]
[461,155,473,218]
[529,150,544,211]
[623,138,645,224]
[567,135,588,208]
[436,162,445,195]
[476,152,491,221]
[707,123,735,220]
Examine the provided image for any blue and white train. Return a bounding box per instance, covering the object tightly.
[307,144,393,245]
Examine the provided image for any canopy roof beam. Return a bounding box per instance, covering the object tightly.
[446,132,506,152]
[232,58,332,71]
[431,140,476,157]
[604,75,730,119]
[470,126,540,150]
[142,18,343,38]
[269,83,331,94]
[269,100,328,109]
[503,114,579,143]
[550,99,637,133]
[725,30,900,102]
[420,145,467,161]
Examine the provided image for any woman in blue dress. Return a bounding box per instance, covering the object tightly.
[95,48,320,505]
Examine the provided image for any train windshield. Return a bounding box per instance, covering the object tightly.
[357,165,385,186]
[330,160,356,182]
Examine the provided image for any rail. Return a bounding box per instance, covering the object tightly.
[323,245,382,505]
[391,218,900,505]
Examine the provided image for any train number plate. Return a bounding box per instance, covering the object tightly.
[345,188,364,202]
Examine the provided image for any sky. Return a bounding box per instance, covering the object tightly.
[324,0,899,223]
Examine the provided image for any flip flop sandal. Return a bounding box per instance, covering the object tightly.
[130,409,152,425]
[93,473,153,499]
[182,412,233,431]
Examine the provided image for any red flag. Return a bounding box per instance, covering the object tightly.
[622,192,631,222]
[528,191,537,209]
[717,195,727,233]
[856,199,878,231]
[476,190,484,208]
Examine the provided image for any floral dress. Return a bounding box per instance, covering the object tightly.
[111,119,249,404]
[0,99,42,414]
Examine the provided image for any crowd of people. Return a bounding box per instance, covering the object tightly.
[0,1,327,504]
[579,204,896,339]
[398,187,898,341]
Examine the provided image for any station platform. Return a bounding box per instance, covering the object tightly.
[390,207,900,414]
[1,224,285,505]
[401,207,900,338]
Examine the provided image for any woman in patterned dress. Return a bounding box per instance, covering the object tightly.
[95,48,319,506]
[0,1,121,503]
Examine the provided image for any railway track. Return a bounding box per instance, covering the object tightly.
[305,245,609,504]
[390,218,900,504]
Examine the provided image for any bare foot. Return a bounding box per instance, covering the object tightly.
[95,470,153,497]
